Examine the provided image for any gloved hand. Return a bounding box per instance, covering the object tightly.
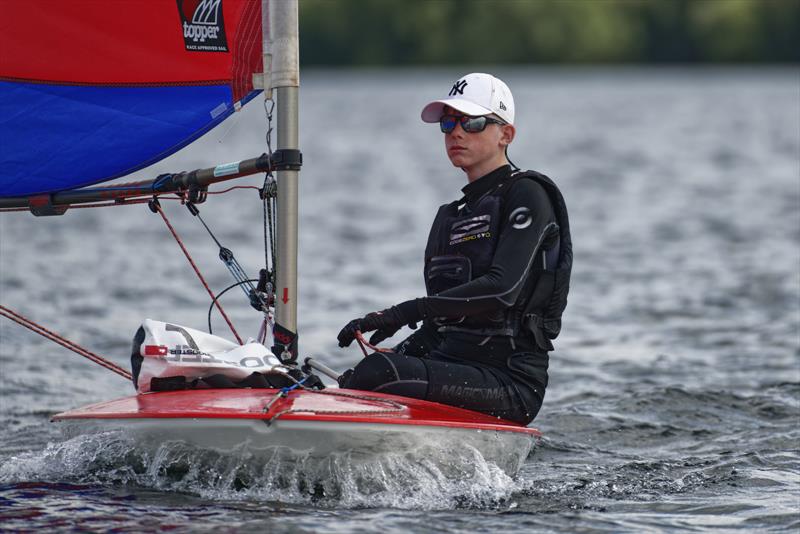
[337,299,423,348]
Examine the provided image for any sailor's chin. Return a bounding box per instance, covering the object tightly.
[448,153,470,167]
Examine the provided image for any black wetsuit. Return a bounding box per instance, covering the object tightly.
[342,165,557,425]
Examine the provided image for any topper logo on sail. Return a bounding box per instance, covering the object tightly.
[177,0,229,52]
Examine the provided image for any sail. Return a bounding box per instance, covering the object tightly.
[0,0,263,198]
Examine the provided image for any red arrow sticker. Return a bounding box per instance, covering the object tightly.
[282,288,289,304]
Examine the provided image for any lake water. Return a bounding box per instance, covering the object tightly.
[1,67,798,532]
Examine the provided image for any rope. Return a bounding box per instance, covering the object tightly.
[263,180,277,276]
[280,377,308,393]
[255,366,407,423]
[186,203,267,311]
[153,202,244,345]
[262,97,278,290]
[206,185,261,195]
[0,305,131,380]
[207,278,259,334]
[355,330,393,356]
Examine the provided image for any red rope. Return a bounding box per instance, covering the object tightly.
[153,203,244,345]
[355,330,393,356]
[207,185,261,195]
[0,305,132,380]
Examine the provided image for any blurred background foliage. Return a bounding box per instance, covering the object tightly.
[298,0,800,65]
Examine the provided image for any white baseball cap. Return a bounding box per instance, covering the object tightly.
[421,72,515,125]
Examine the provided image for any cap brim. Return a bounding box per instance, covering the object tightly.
[420,98,494,123]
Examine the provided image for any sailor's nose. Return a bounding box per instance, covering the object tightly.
[448,121,466,138]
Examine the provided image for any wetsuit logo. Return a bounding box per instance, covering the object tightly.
[177,0,229,52]
[438,384,514,402]
[450,214,492,245]
[509,206,532,229]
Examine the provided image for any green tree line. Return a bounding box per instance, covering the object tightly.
[298,0,800,65]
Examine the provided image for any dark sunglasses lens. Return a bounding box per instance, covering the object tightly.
[440,116,457,133]
[462,116,487,133]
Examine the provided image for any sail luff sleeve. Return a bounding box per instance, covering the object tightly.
[0,0,263,198]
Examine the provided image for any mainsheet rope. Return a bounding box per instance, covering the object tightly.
[355,330,393,356]
[0,304,132,380]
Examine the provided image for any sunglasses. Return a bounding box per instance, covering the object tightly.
[439,114,505,134]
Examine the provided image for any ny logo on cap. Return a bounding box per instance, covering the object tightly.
[449,79,468,96]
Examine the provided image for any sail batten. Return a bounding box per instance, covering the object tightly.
[0,0,263,198]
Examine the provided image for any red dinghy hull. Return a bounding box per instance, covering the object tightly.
[53,388,539,476]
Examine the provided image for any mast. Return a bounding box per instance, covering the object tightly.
[265,0,300,357]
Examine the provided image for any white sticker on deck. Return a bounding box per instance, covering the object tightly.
[213,161,240,177]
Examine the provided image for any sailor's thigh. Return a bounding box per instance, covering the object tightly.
[344,352,429,398]
[392,323,442,357]
[344,352,536,424]
[423,358,522,415]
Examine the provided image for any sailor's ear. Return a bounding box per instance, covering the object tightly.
[500,124,515,146]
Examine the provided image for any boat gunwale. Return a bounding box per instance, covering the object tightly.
[51,388,541,436]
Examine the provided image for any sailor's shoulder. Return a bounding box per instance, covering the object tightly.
[510,168,556,183]
[502,171,551,200]
[508,169,567,200]
[431,198,462,218]
[440,197,462,209]
[497,171,557,221]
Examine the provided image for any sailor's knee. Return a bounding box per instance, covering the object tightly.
[340,352,399,391]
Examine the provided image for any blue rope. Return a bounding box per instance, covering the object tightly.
[279,376,308,394]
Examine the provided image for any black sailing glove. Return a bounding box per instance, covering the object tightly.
[337,299,423,348]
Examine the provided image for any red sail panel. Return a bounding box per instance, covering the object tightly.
[0,0,264,196]
[2,0,262,101]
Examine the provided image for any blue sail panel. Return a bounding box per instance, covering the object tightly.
[0,81,261,197]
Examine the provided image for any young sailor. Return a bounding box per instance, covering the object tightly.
[337,73,572,424]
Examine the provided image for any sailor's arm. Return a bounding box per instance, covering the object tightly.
[336,180,556,348]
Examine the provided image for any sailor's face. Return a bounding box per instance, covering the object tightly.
[442,107,509,172]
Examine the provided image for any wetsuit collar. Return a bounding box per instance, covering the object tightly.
[461,165,512,203]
